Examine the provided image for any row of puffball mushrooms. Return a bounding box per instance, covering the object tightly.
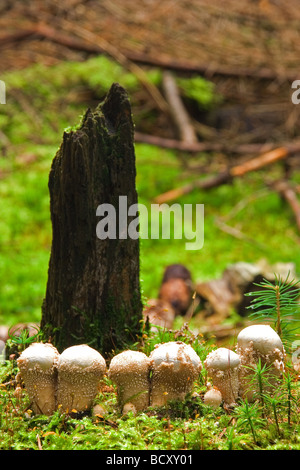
[15,324,286,417]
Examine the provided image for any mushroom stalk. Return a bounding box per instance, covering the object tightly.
[57,344,106,413]
[17,342,60,416]
[108,350,150,414]
[149,341,202,407]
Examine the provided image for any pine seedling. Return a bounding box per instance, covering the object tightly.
[242,359,277,418]
[282,370,298,427]
[264,393,282,437]
[235,399,264,445]
[245,273,300,352]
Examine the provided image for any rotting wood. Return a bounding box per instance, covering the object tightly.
[41,83,143,356]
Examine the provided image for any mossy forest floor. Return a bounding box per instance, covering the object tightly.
[1,2,300,450]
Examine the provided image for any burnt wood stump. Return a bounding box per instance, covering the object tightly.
[41,83,142,355]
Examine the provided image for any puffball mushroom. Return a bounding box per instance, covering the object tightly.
[149,341,202,407]
[108,350,150,414]
[204,348,241,407]
[57,344,106,413]
[17,342,60,416]
[203,387,223,408]
[236,324,285,401]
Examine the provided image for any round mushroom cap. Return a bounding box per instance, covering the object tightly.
[205,348,240,371]
[109,350,149,379]
[58,344,106,371]
[237,325,283,355]
[18,342,59,371]
[150,341,201,372]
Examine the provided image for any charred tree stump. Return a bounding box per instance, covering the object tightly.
[41,83,142,356]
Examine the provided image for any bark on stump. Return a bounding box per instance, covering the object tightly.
[41,83,142,356]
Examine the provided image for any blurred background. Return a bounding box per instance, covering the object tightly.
[1,0,300,339]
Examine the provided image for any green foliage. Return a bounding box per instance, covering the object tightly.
[246,274,300,351]
[234,399,264,445]
[139,321,210,362]
[177,76,222,110]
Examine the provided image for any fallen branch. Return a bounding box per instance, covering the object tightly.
[134,132,222,152]
[230,147,289,177]
[271,180,300,233]
[162,71,198,144]
[134,131,281,155]
[215,217,266,249]
[1,25,297,84]
[0,23,170,114]
[0,29,35,46]
[123,50,298,83]
[36,23,170,114]
[154,144,300,204]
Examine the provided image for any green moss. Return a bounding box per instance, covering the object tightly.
[177,76,223,110]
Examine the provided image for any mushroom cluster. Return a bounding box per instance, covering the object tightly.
[17,342,106,416]
[16,323,288,416]
[202,324,286,407]
[108,341,202,412]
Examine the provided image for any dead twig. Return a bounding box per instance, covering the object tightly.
[215,217,266,249]
[154,145,300,204]
[162,71,198,144]
[0,23,170,114]
[35,22,169,114]
[271,180,300,233]
[1,27,296,82]
[134,131,281,155]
